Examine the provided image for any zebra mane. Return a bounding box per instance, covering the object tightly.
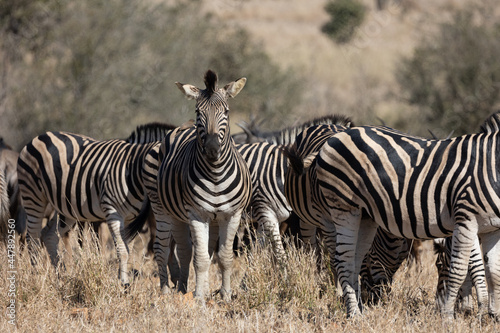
[249,114,354,146]
[282,122,351,175]
[204,70,218,96]
[125,122,177,144]
[480,110,500,133]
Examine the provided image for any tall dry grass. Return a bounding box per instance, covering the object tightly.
[1,228,500,332]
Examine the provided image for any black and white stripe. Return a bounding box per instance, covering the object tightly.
[315,119,500,317]
[144,70,251,300]
[284,121,441,305]
[17,131,157,285]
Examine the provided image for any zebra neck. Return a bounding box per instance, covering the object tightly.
[196,139,235,170]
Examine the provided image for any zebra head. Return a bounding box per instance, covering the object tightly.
[176,70,246,162]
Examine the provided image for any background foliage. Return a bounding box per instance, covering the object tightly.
[321,0,366,44]
[396,2,500,135]
[0,0,302,150]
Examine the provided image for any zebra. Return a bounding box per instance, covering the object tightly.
[17,131,160,286]
[143,70,251,301]
[284,122,428,304]
[234,115,356,258]
[431,111,500,315]
[233,115,353,145]
[0,168,9,241]
[433,237,482,315]
[0,139,26,245]
[56,122,178,254]
[314,118,500,318]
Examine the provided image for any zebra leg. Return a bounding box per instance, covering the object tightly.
[105,213,130,287]
[333,209,377,316]
[172,219,192,294]
[468,235,488,316]
[441,223,477,319]
[167,237,180,288]
[480,229,500,319]
[154,216,174,294]
[188,217,210,300]
[299,220,318,250]
[320,219,337,283]
[217,212,242,302]
[40,212,61,268]
[256,209,286,261]
[25,204,52,266]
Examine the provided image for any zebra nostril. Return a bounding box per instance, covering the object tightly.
[203,134,220,161]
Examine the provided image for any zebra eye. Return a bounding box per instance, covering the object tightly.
[224,108,230,115]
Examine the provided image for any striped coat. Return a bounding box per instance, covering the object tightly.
[144,70,251,300]
[316,121,500,317]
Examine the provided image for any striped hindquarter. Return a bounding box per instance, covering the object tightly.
[428,114,500,316]
[433,237,486,315]
[17,131,156,285]
[316,125,500,317]
[284,122,415,301]
[146,71,251,301]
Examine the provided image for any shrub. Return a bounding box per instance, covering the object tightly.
[321,0,366,44]
[396,3,500,135]
[0,0,303,150]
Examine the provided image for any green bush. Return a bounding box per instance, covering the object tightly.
[321,0,366,44]
[396,4,500,135]
[0,0,303,149]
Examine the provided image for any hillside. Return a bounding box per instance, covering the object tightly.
[203,0,474,133]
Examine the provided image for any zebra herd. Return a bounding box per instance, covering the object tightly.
[2,69,500,320]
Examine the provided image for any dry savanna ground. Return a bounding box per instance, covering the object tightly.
[1,225,500,332]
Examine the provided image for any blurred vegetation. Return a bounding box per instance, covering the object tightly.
[0,0,303,150]
[396,2,500,135]
[321,0,366,44]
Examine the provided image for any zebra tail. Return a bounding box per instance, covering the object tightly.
[123,199,152,243]
[433,238,447,255]
[281,145,304,175]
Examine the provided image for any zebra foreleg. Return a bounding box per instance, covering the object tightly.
[217,212,243,302]
[25,203,52,266]
[40,212,61,268]
[256,210,286,261]
[480,228,500,319]
[320,220,337,284]
[172,219,192,294]
[154,216,174,294]
[188,217,211,300]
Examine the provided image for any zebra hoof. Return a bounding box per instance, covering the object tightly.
[123,283,131,293]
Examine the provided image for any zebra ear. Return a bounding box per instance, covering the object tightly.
[224,77,247,98]
[176,82,200,100]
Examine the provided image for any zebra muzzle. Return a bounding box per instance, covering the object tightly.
[203,134,221,162]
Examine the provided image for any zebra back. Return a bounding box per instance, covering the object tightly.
[236,114,354,146]
[125,122,177,144]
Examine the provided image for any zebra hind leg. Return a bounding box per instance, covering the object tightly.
[441,222,477,320]
[105,215,130,288]
[332,209,377,317]
[480,228,500,320]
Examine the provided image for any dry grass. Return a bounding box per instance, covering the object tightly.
[2,228,500,332]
